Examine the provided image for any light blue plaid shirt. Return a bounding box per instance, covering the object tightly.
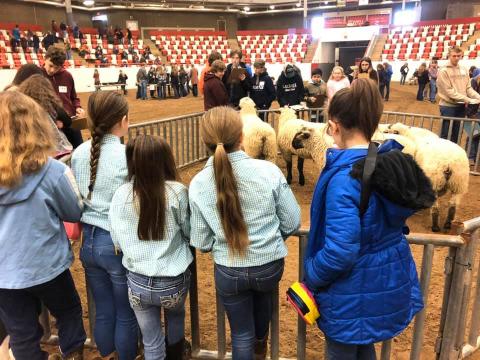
[71,134,128,231]
[109,181,193,277]
[189,151,301,267]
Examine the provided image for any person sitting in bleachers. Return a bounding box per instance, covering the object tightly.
[42,32,56,50]
[20,36,28,52]
[12,25,21,47]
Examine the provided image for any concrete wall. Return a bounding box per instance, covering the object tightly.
[420,0,480,21]
[238,13,303,30]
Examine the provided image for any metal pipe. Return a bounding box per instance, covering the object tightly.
[189,250,201,355]
[405,234,464,247]
[410,244,435,360]
[468,231,480,347]
[380,339,392,360]
[216,293,226,359]
[271,286,280,360]
[297,234,308,360]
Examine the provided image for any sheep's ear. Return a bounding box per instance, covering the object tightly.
[387,123,393,129]
[393,130,400,134]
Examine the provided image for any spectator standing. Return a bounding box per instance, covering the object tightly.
[357,57,378,83]
[65,39,72,60]
[93,69,101,91]
[400,62,409,85]
[42,32,56,50]
[136,63,148,100]
[414,63,429,101]
[73,25,79,39]
[12,25,21,47]
[170,65,180,98]
[156,66,167,99]
[20,36,28,52]
[383,62,393,101]
[179,65,188,97]
[118,69,128,95]
[326,66,350,101]
[148,66,157,99]
[203,60,229,111]
[437,46,480,143]
[304,67,327,122]
[127,28,132,45]
[59,22,67,38]
[377,64,387,100]
[222,50,251,108]
[276,64,304,107]
[199,51,222,95]
[51,20,59,36]
[32,33,40,53]
[249,59,276,121]
[428,59,439,103]
[190,65,199,97]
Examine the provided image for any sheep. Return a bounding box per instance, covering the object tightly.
[277,107,331,185]
[238,97,278,163]
[371,130,418,157]
[407,138,469,233]
[385,122,439,141]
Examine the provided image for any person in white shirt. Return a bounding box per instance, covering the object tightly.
[327,66,351,101]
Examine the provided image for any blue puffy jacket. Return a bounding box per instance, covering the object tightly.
[304,142,429,344]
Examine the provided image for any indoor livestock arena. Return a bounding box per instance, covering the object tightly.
[1,0,480,360]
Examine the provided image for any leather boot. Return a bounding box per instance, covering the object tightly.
[254,336,268,360]
[91,351,118,360]
[166,338,188,360]
[48,346,84,360]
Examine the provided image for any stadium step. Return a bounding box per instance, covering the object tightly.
[228,38,240,52]
[370,33,388,61]
[304,39,319,63]
[461,29,480,52]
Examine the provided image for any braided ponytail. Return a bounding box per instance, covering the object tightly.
[86,91,129,200]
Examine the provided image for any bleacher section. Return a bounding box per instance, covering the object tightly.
[325,13,390,28]
[150,31,229,65]
[382,22,477,61]
[0,23,45,69]
[236,30,311,64]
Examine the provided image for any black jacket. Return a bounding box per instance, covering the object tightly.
[378,69,387,86]
[276,71,304,107]
[222,62,251,107]
[249,72,276,109]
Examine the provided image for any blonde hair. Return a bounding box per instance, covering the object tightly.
[330,66,345,80]
[201,106,249,256]
[0,91,55,188]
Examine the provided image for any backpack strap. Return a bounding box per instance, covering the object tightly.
[359,142,378,217]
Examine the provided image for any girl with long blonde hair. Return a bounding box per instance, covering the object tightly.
[189,106,301,359]
[327,66,350,101]
[0,91,86,359]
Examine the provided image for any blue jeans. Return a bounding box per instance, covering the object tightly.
[0,270,85,359]
[127,270,190,360]
[326,338,376,360]
[417,83,426,101]
[140,80,147,100]
[429,78,437,102]
[80,224,138,359]
[214,259,284,360]
[440,105,466,144]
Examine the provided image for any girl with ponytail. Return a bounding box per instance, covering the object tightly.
[71,91,138,360]
[189,106,301,360]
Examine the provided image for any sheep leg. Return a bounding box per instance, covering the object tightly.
[431,197,441,233]
[298,157,305,186]
[444,194,460,230]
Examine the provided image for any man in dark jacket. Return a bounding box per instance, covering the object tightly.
[204,60,229,111]
[42,32,56,51]
[249,59,276,121]
[42,46,84,147]
[222,49,252,108]
[276,64,304,107]
[400,62,409,85]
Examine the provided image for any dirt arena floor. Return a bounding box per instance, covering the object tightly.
[43,83,480,359]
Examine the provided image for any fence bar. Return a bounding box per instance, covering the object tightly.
[439,233,475,360]
[270,286,280,360]
[189,251,201,355]
[459,217,480,234]
[410,244,435,360]
[296,234,308,360]
[406,234,463,247]
[380,339,392,360]
[468,230,480,348]
[216,293,227,359]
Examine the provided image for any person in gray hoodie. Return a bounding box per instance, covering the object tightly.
[0,91,86,359]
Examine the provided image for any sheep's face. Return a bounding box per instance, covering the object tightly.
[385,122,407,135]
[239,96,256,110]
[292,127,313,149]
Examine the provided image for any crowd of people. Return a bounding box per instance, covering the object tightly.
[0,38,479,360]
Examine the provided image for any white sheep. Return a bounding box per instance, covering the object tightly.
[239,97,277,163]
[372,129,418,157]
[385,122,439,141]
[410,137,469,232]
[277,107,331,185]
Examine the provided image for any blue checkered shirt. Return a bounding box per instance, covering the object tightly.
[71,134,128,231]
[189,151,301,267]
[109,181,193,277]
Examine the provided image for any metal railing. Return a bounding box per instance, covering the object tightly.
[38,108,480,359]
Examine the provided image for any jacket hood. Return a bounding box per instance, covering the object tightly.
[44,66,66,79]
[473,68,480,79]
[350,140,435,224]
[0,160,51,205]
[204,72,218,81]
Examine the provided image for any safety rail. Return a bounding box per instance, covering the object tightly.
[38,108,480,359]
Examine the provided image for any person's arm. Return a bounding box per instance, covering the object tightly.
[273,167,301,238]
[56,106,72,128]
[266,76,277,105]
[240,72,251,92]
[276,77,286,106]
[467,76,480,100]
[48,166,84,223]
[189,196,215,252]
[304,174,361,290]
[174,185,191,241]
[297,76,305,104]
[437,68,472,103]
[326,81,335,100]
[69,75,83,115]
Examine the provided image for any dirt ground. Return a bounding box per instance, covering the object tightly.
[43,83,480,359]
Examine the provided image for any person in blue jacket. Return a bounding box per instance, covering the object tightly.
[304,78,435,359]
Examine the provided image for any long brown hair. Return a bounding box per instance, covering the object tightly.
[18,74,63,117]
[201,106,249,256]
[328,78,383,140]
[0,91,55,187]
[87,91,129,200]
[126,135,179,240]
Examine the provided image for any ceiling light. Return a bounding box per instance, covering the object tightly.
[83,0,94,6]
[243,6,250,11]
[296,2,301,7]
[324,1,329,4]
[270,5,275,9]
